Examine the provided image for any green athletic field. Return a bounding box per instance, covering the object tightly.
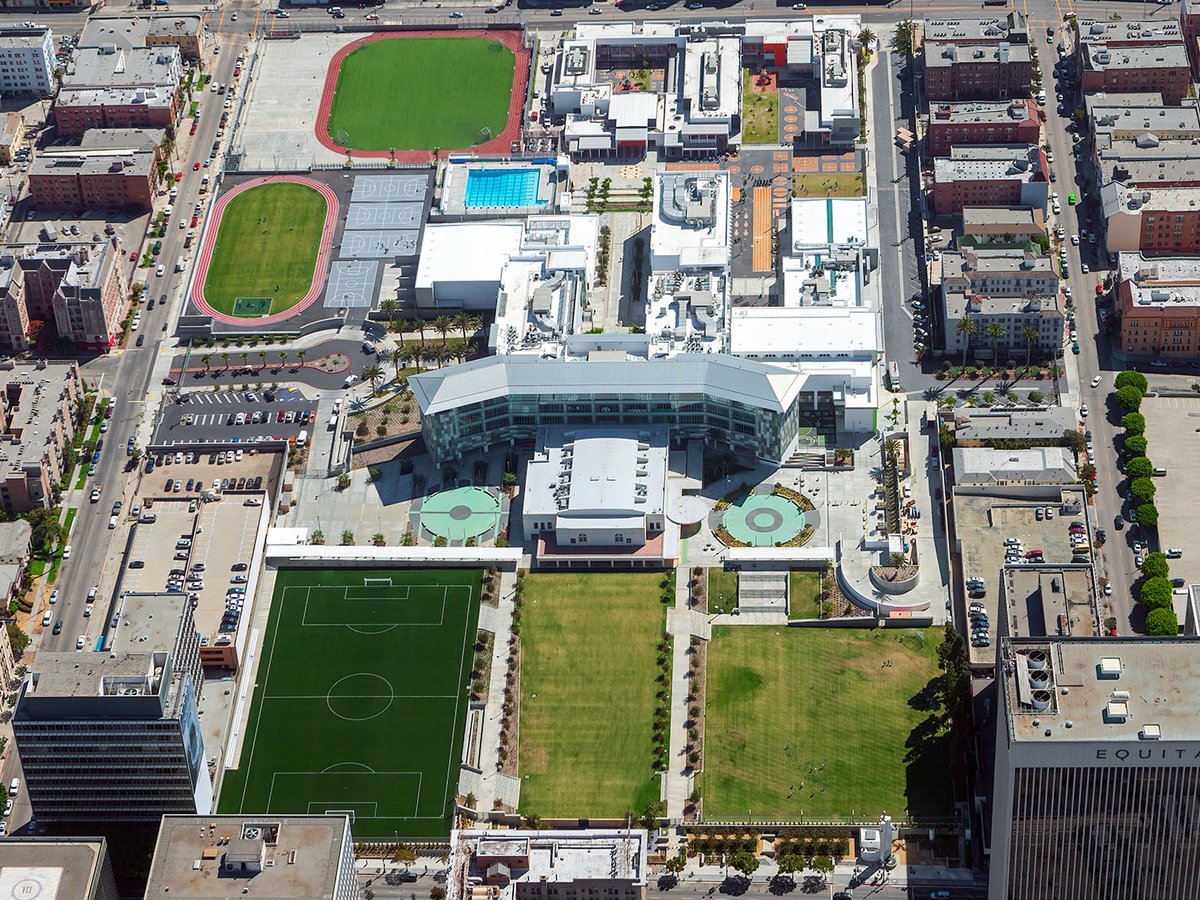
[703,626,953,821]
[518,572,665,818]
[327,37,515,151]
[201,182,326,318]
[217,568,481,839]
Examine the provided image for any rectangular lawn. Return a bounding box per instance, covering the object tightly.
[519,572,665,818]
[704,626,952,820]
[218,568,480,839]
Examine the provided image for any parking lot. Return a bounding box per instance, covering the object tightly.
[154,387,315,447]
[956,491,1092,664]
[120,495,265,648]
[1142,398,1200,590]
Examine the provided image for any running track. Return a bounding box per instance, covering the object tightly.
[316,30,529,162]
[190,175,340,327]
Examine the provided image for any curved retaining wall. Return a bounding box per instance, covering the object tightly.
[869,566,922,595]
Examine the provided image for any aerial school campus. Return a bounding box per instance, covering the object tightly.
[16,3,1186,898]
[191,15,958,877]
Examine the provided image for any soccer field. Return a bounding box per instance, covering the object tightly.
[202,182,327,318]
[218,568,481,839]
[326,37,515,151]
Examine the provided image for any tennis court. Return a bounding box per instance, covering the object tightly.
[218,567,481,839]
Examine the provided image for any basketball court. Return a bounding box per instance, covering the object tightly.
[218,567,482,839]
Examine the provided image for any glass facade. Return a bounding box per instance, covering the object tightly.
[422,387,837,463]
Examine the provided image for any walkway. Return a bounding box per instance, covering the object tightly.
[751,185,772,273]
[459,569,521,813]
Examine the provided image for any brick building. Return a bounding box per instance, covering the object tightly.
[1101,184,1200,255]
[55,45,182,138]
[1080,43,1191,106]
[0,242,128,351]
[0,360,83,513]
[29,148,157,212]
[1116,252,1200,359]
[927,99,1040,156]
[923,14,1032,101]
[931,144,1049,215]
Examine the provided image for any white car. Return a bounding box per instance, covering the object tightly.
[49,589,58,604]
[244,497,262,506]
[1080,404,1089,417]
[1071,235,1079,245]
[1081,263,1090,274]
[84,603,93,617]
[156,264,165,277]
[76,635,86,650]
[1090,375,1102,388]
[62,545,70,560]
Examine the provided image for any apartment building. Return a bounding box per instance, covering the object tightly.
[0,242,128,351]
[0,25,55,96]
[56,45,183,137]
[29,147,157,211]
[0,112,26,166]
[1080,43,1191,107]
[0,838,119,900]
[13,592,212,826]
[923,14,1032,101]
[0,360,82,513]
[927,99,1040,156]
[940,248,1064,359]
[931,144,1049,215]
[1115,251,1200,359]
[80,14,205,61]
[961,206,1047,247]
[1101,184,1200,255]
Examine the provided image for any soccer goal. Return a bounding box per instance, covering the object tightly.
[363,577,393,587]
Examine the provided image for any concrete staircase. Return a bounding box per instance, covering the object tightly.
[737,571,788,614]
[783,449,828,468]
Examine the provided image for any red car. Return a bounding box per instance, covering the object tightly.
[234,66,242,77]
[1095,284,1104,295]
[192,161,201,171]
[129,251,138,262]
[190,216,198,227]
[174,172,183,182]
[190,124,197,135]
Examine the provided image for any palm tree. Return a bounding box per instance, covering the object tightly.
[446,338,466,363]
[432,315,454,345]
[985,322,1005,368]
[434,346,452,369]
[387,346,404,381]
[402,341,421,371]
[278,350,288,369]
[392,317,411,338]
[379,298,399,321]
[239,352,249,370]
[859,27,876,48]
[201,353,212,371]
[956,316,977,367]
[414,319,427,347]
[220,351,230,370]
[454,313,481,341]
[362,364,384,395]
[1021,326,1039,370]
[258,351,267,371]
[296,349,306,367]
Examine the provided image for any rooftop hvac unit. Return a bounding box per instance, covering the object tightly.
[1031,689,1052,711]
[1029,669,1050,690]
[243,828,261,840]
[1026,649,1048,670]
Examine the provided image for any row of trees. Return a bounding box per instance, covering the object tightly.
[377,304,481,347]
[1116,370,1178,636]
[955,315,1051,371]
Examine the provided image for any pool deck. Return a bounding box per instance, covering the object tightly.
[440,161,557,214]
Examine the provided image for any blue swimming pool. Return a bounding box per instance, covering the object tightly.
[463,168,546,209]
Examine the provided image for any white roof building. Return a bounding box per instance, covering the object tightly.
[952,447,1079,485]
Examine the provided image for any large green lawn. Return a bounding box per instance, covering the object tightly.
[519,572,664,818]
[742,69,779,144]
[218,568,481,839]
[202,182,326,317]
[327,37,514,151]
[704,627,952,821]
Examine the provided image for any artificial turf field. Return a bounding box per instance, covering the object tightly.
[326,37,515,151]
[218,568,481,839]
[519,572,664,818]
[703,626,953,821]
[202,182,326,317]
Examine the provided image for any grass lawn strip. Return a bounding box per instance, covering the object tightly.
[328,37,514,151]
[741,69,779,144]
[707,568,739,614]
[519,572,664,817]
[201,182,326,317]
[793,171,867,198]
[217,567,480,839]
[704,626,952,820]
[787,570,821,619]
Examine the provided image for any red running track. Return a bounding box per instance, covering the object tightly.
[190,175,340,327]
[316,30,530,162]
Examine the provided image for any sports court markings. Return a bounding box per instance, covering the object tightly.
[267,770,422,818]
[338,228,419,259]
[345,202,424,230]
[323,260,378,309]
[288,584,470,627]
[350,173,430,204]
